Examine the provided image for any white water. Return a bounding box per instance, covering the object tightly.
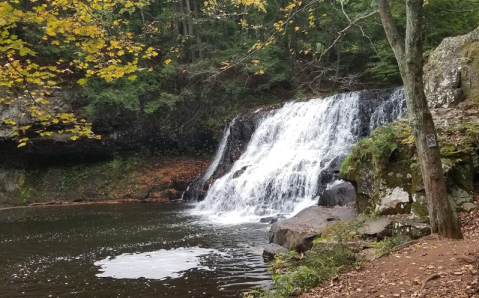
[369,88,406,130]
[182,118,236,200]
[195,89,405,223]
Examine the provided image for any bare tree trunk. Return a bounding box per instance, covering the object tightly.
[185,0,195,60]
[377,0,462,239]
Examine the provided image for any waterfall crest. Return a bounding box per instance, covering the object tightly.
[194,89,405,223]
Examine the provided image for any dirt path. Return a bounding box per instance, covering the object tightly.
[300,209,479,298]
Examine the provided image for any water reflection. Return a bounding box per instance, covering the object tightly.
[0,203,270,298]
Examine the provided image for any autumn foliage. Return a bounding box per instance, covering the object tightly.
[0,0,158,146]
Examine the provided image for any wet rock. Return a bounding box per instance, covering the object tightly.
[263,243,289,258]
[318,181,356,207]
[259,216,283,224]
[269,206,357,250]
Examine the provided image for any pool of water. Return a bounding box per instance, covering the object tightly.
[0,203,271,297]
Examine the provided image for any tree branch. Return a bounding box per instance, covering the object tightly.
[318,10,378,62]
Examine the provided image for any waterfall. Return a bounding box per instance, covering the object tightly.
[182,118,236,201]
[193,89,405,223]
[369,88,406,130]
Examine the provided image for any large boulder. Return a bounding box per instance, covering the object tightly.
[424,27,479,108]
[269,206,357,250]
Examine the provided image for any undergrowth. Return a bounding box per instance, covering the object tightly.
[370,236,401,257]
[245,220,362,298]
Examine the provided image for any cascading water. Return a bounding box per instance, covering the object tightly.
[194,89,406,223]
[369,88,406,130]
[182,118,236,201]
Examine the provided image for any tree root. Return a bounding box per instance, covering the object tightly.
[380,240,419,258]
[419,273,441,298]
[459,252,477,264]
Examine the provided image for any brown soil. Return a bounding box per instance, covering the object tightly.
[300,209,479,298]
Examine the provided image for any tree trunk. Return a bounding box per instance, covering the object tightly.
[185,0,195,60]
[377,0,462,239]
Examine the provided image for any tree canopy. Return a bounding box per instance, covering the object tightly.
[1,0,478,146]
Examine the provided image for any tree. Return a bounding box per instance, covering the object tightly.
[0,0,158,146]
[377,0,462,238]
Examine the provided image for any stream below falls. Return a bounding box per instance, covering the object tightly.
[0,203,270,297]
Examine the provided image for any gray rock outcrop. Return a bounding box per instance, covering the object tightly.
[424,27,479,108]
[269,206,357,250]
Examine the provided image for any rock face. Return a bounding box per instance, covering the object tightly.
[341,105,479,216]
[0,89,222,159]
[269,206,357,250]
[424,27,479,108]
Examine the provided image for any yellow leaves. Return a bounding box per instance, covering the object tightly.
[164,59,172,65]
[254,69,265,75]
[251,59,260,65]
[273,20,284,31]
[19,47,35,56]
[0,0,158,147]
[236,0,267,12]
[295,26,300,32]
[70,135,79,141]
[220,61,230,69]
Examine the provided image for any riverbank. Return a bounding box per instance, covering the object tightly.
[0,155,209,207]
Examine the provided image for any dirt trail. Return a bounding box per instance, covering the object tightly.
[300,209,479,298]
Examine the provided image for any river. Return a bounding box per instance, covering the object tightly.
[0,203,270,297]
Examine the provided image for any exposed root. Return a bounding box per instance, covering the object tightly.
[459,252,477,264]
[419,273,441,298]
[380,240,419,258]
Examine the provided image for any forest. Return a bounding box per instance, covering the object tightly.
[1,0,479,148]
[1,1,479,298]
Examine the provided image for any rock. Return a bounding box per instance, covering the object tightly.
[182,107,273,201]
[356,216,392,237]
[318,181,356,207]
[448,186,474,212]
[424,27,479,108]
[411,193,429,219]
[462,202,478,212]
[269,206,357,250]
[376,187,411,215]
[260,216,283,224]
[263,243,289,258]
[391,218,431,240]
